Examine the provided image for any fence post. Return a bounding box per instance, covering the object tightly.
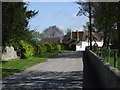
[114,50,117,68]
[108,49,111,62]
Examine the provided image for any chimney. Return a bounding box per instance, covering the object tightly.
[70,30,72,39]
[76,30,79,41]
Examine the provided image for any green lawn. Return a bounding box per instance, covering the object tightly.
[93,49,120,70]
[102,56,120,70]
[1,51,59,78]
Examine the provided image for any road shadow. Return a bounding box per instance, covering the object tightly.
[2,69,21,79]
[2,71,83,89]
[83,51,102,89]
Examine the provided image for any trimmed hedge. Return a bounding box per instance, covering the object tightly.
[13,40,66,58]
[18,40,35,58]
[37,43,65,54]
[45,43,54,52]
[37,44,47,54]
[56,44,62,51]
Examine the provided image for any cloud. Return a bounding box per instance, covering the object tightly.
[69,13,79,20]
[59,25,65,30]
[53,9,70,18]
[57,21,84,32]
[67,23,84,31]
[58,22,66,30]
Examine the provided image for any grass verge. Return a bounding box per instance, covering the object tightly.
[1,51,59,78]
[103,56,120,70]
[93,49,120,70]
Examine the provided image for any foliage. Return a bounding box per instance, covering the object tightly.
[65,28,72,35]
[93,48,120,70]
[76,2,120,49]
[28,30,44,43]
[82,22,96,32]
[37,44,47,54]
[2,2,38,46]
[45,43,55,52]
[56,44,62,51]
[82,22,89,31]
[70,45,76,51]
[43,26,64,38]
[13,40,66,58]
[53,44,63,51]
[62,44,68,50]
[18,40,35,58]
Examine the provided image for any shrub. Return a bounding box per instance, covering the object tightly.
[18,40,35,58]
[56,44,62,51]
[31,43,38,55]
[37,44,47,54]
[49,43,56,50]
[61,44,66,50]
[45,43,54,52]
[37,43,66,54]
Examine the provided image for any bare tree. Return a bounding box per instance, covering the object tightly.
[43,26,64,38]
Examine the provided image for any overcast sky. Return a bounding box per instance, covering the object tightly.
[26,2,89,33]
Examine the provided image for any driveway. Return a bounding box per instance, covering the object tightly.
[2,51,83,89]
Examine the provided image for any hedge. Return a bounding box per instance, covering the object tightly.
[45,43,54,52]
[37,44,47,54]
[17,40,35,58]
[13,40,66,58]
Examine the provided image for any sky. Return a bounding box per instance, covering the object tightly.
[26,2,89,33]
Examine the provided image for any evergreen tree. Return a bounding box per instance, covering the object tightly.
[2,2,38,46]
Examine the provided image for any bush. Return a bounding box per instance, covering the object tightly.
[56,44,62,51]
[44,43,66,52]
[49,43,56,50]
[45,43,55,52]
[61,44,67,50]
[17,40,35,58]
[37,44,47,54]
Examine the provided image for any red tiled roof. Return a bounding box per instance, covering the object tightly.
[63,31,103,45]
[63,32,83,43]
[82,32,103,41]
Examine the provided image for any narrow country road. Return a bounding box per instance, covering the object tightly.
[2,51,84,89]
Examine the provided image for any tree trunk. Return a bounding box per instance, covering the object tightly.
[89,2,92,50]
[107,30,111,49]
[102,36,107,49]
[118,22,120,53]
[118,2,120,53]
[102,28,111,50]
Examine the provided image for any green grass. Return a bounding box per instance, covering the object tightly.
[93,49,120,70]
[102,56,120,70]
[117,57,120,70]
[1,51,59,78]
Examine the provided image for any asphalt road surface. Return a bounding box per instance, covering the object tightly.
[2,51,84,89]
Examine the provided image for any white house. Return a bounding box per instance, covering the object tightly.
[63,30,103,51]
[76,32,103,51]
[76,40,103,51]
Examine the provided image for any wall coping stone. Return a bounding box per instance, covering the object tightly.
[89,50,120,75]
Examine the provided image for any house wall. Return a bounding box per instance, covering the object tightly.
[76,41,87,51]
[76,40,103,51]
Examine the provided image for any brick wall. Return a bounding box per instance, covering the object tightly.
[85,49,120,88]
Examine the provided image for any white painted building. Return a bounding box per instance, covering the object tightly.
[63,30,104,51]
[76,40,103,51]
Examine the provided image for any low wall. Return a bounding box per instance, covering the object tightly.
[85,49,120,88]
